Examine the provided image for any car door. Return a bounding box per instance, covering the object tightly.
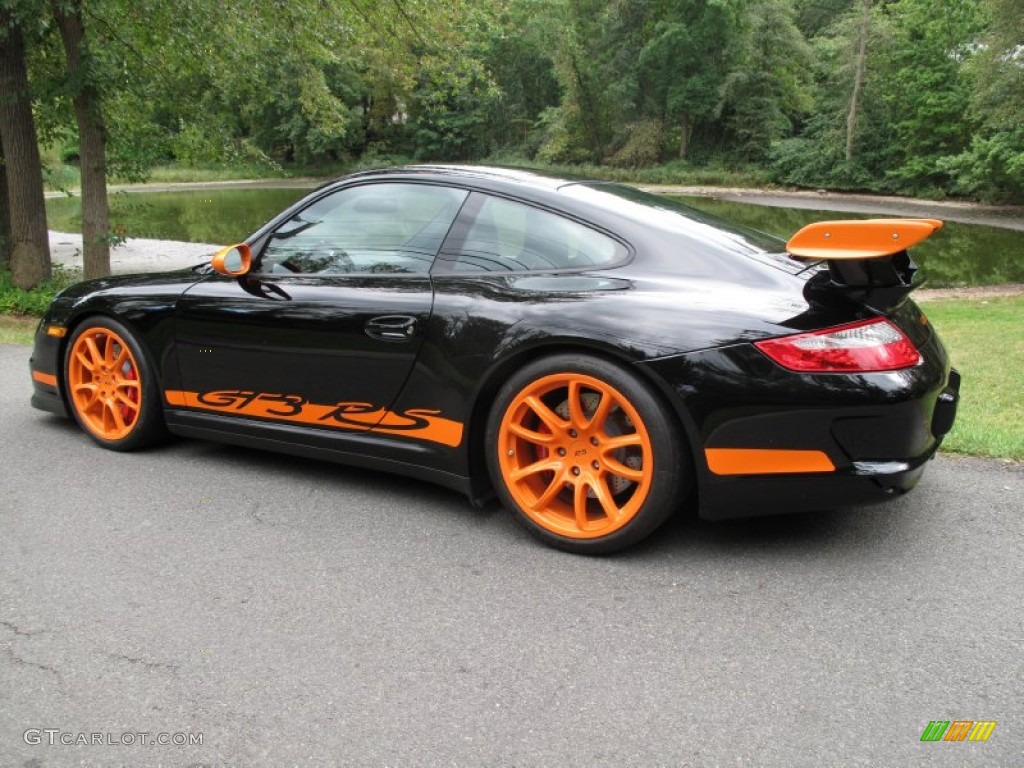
[173,182,469,434]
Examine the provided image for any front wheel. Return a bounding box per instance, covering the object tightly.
[486,354,689,554]
[64,316,168,451]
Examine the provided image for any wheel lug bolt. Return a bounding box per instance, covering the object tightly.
[557,447,566,456]
[590,436,599,445]
[592,461,600,470]
[572,467,580,476]
[568,429,577,438]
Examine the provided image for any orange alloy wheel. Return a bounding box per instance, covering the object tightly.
[497,373,655,539]
[67,327,143,441]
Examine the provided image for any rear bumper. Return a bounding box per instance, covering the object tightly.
[640,325,959,521]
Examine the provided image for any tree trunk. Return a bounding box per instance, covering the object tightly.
[846,0,872,163]
[0,18,51,289]
[678,113,692,160]
[0,133,10,270]
[52,0,111,280]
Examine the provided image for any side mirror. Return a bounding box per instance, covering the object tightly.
[211,243,252,276]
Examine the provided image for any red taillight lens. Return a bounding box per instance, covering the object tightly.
[755,318,922,373]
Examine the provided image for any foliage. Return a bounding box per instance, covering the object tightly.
[0,263,80,315]
[5,0,1024,209]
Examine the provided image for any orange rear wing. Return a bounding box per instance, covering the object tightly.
[787,218,944,310]
[787,219,943,260]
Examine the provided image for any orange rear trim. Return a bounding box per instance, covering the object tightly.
[787,218,943,260]
[706,448,835,476]
[32,370,58,388]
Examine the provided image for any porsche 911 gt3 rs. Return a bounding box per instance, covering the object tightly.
[29,166,960,553]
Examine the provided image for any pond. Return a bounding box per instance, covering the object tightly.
[45,187,1024,287]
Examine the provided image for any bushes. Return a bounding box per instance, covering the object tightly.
[0,265,81,316]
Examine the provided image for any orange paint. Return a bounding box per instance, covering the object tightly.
[67,327,143,441]
[787,218,943,260]
[497,373,653,539]
[705,448,835,476]
[163,389,463,448]
[32,370,58,387]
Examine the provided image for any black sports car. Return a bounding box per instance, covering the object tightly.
[29,166,960,553]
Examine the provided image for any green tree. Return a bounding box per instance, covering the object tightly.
[719,0,813,161]
[638,0,739,160]
[942,0,1024,202]
[0,3,51,289]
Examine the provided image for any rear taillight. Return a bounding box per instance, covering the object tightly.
[755,318,921,373]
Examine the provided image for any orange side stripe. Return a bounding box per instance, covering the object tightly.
[164,390,189,407]
[163,390,464,448]
[706,448,835,476]
[32,371,58,388]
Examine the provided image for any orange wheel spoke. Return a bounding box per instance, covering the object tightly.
[114,390,140,411]
[530,472,567,511]
[106,401,126,431]
[572,481,590,530]
[587,391,613,431]
[508,421,555,445]
[510,458,562,483]
[113,346,130,369]
[602,433,643,451]
[588,476,620,521]
[604,457,644,482]
[115,377,141,389]
[83,337,103,368]
[567,380,587,427]
[525,395,567,432]
[74,351,96,371]
[103,337,117,365]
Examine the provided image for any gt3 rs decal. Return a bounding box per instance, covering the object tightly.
[164,390,464,447]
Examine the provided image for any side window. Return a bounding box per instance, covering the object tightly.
[445,194,626,273]
[259,183,468,275]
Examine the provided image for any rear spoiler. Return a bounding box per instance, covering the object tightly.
[787,219,943,311]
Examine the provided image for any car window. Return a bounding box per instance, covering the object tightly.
[258,183,468,275]
[445,194,626,273]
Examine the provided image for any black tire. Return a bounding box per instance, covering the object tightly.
[486,353,689,554]
[63,316,169,451]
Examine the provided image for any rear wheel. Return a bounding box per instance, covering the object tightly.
[487,354,688,553]
[64,317,167,450]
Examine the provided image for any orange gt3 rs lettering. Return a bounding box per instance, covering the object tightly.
[164,390,463,448]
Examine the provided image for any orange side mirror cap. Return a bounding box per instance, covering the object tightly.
[211,243,252,276]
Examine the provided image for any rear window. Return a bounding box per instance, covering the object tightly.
[443,194,627,273]
[562,183,814,276]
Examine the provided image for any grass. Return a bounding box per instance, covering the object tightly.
[923,295,1024,460]
[0,315,38,345]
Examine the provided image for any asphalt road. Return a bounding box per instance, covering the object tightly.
[1,344,1021,767]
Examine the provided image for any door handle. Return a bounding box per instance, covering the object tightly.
[365,315,418,342]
